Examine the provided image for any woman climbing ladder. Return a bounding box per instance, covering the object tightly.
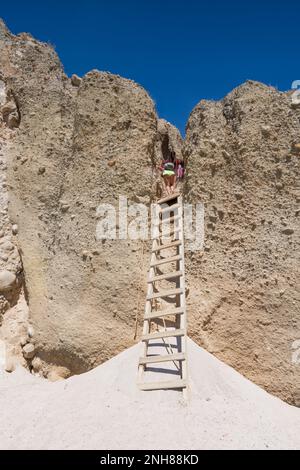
[162,160,176,195]
[158,152,177,195]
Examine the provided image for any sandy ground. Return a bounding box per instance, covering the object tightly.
[0,338,300,450]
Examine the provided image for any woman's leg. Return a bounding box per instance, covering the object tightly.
[163,176,171,195]
[170,174,176,193]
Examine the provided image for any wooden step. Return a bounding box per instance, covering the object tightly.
[160,226,181,237]
[139,352,185,365]
[138,379,187,391]
[148,270,183,283]
[159,214,181,225]
[168,227,181,237]
[145,306,185,320]
[155,231,181,242]
[150,255,182,267]
[152,240,181,252]
[160,203,180,215]
[157,193,180,205]
[147,287,183,300]
[142,328,186,341]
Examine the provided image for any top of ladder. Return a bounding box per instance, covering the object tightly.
[157,192,181,205]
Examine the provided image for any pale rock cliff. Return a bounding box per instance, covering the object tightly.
[0,19,299,406]
[0,19,160,375]
[184,81,300,405]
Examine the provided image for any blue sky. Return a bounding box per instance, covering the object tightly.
[1,0,299,135]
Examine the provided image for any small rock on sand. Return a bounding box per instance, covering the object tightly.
[22,343,35,359]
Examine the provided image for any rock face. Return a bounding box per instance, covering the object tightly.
[0,20,159,374]
[155,118,183,161]
[184,81,300,405]
[1,18,299,406]
[0,26,23,324]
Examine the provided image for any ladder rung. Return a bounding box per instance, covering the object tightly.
[138,379,187,391]
[139,352,185,365]
[152,240,181,252]
[147,288,183,300]
[148,270,183,283]
[142,328,186,341]
[168,227,181,237]
[157,193,180,205]
[157,228,181,239]
[150,255,182,267]
[154,235,181,242]
[160,214,181,225]
[160,203,180,215]
[145,307,185,320]
[160,226,181,236]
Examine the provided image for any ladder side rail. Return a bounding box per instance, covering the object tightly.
[178,196,188,398]
[138,238,158,384]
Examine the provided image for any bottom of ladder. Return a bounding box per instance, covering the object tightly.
[138,379,187,391]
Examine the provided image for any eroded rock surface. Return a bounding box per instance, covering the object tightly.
[184,81,300,405]
[1,18,299,406]
[0,19,162,375]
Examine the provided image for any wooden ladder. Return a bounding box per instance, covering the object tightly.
[137,193,188,396]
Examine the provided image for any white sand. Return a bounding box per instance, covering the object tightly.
[0,338,300,450]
